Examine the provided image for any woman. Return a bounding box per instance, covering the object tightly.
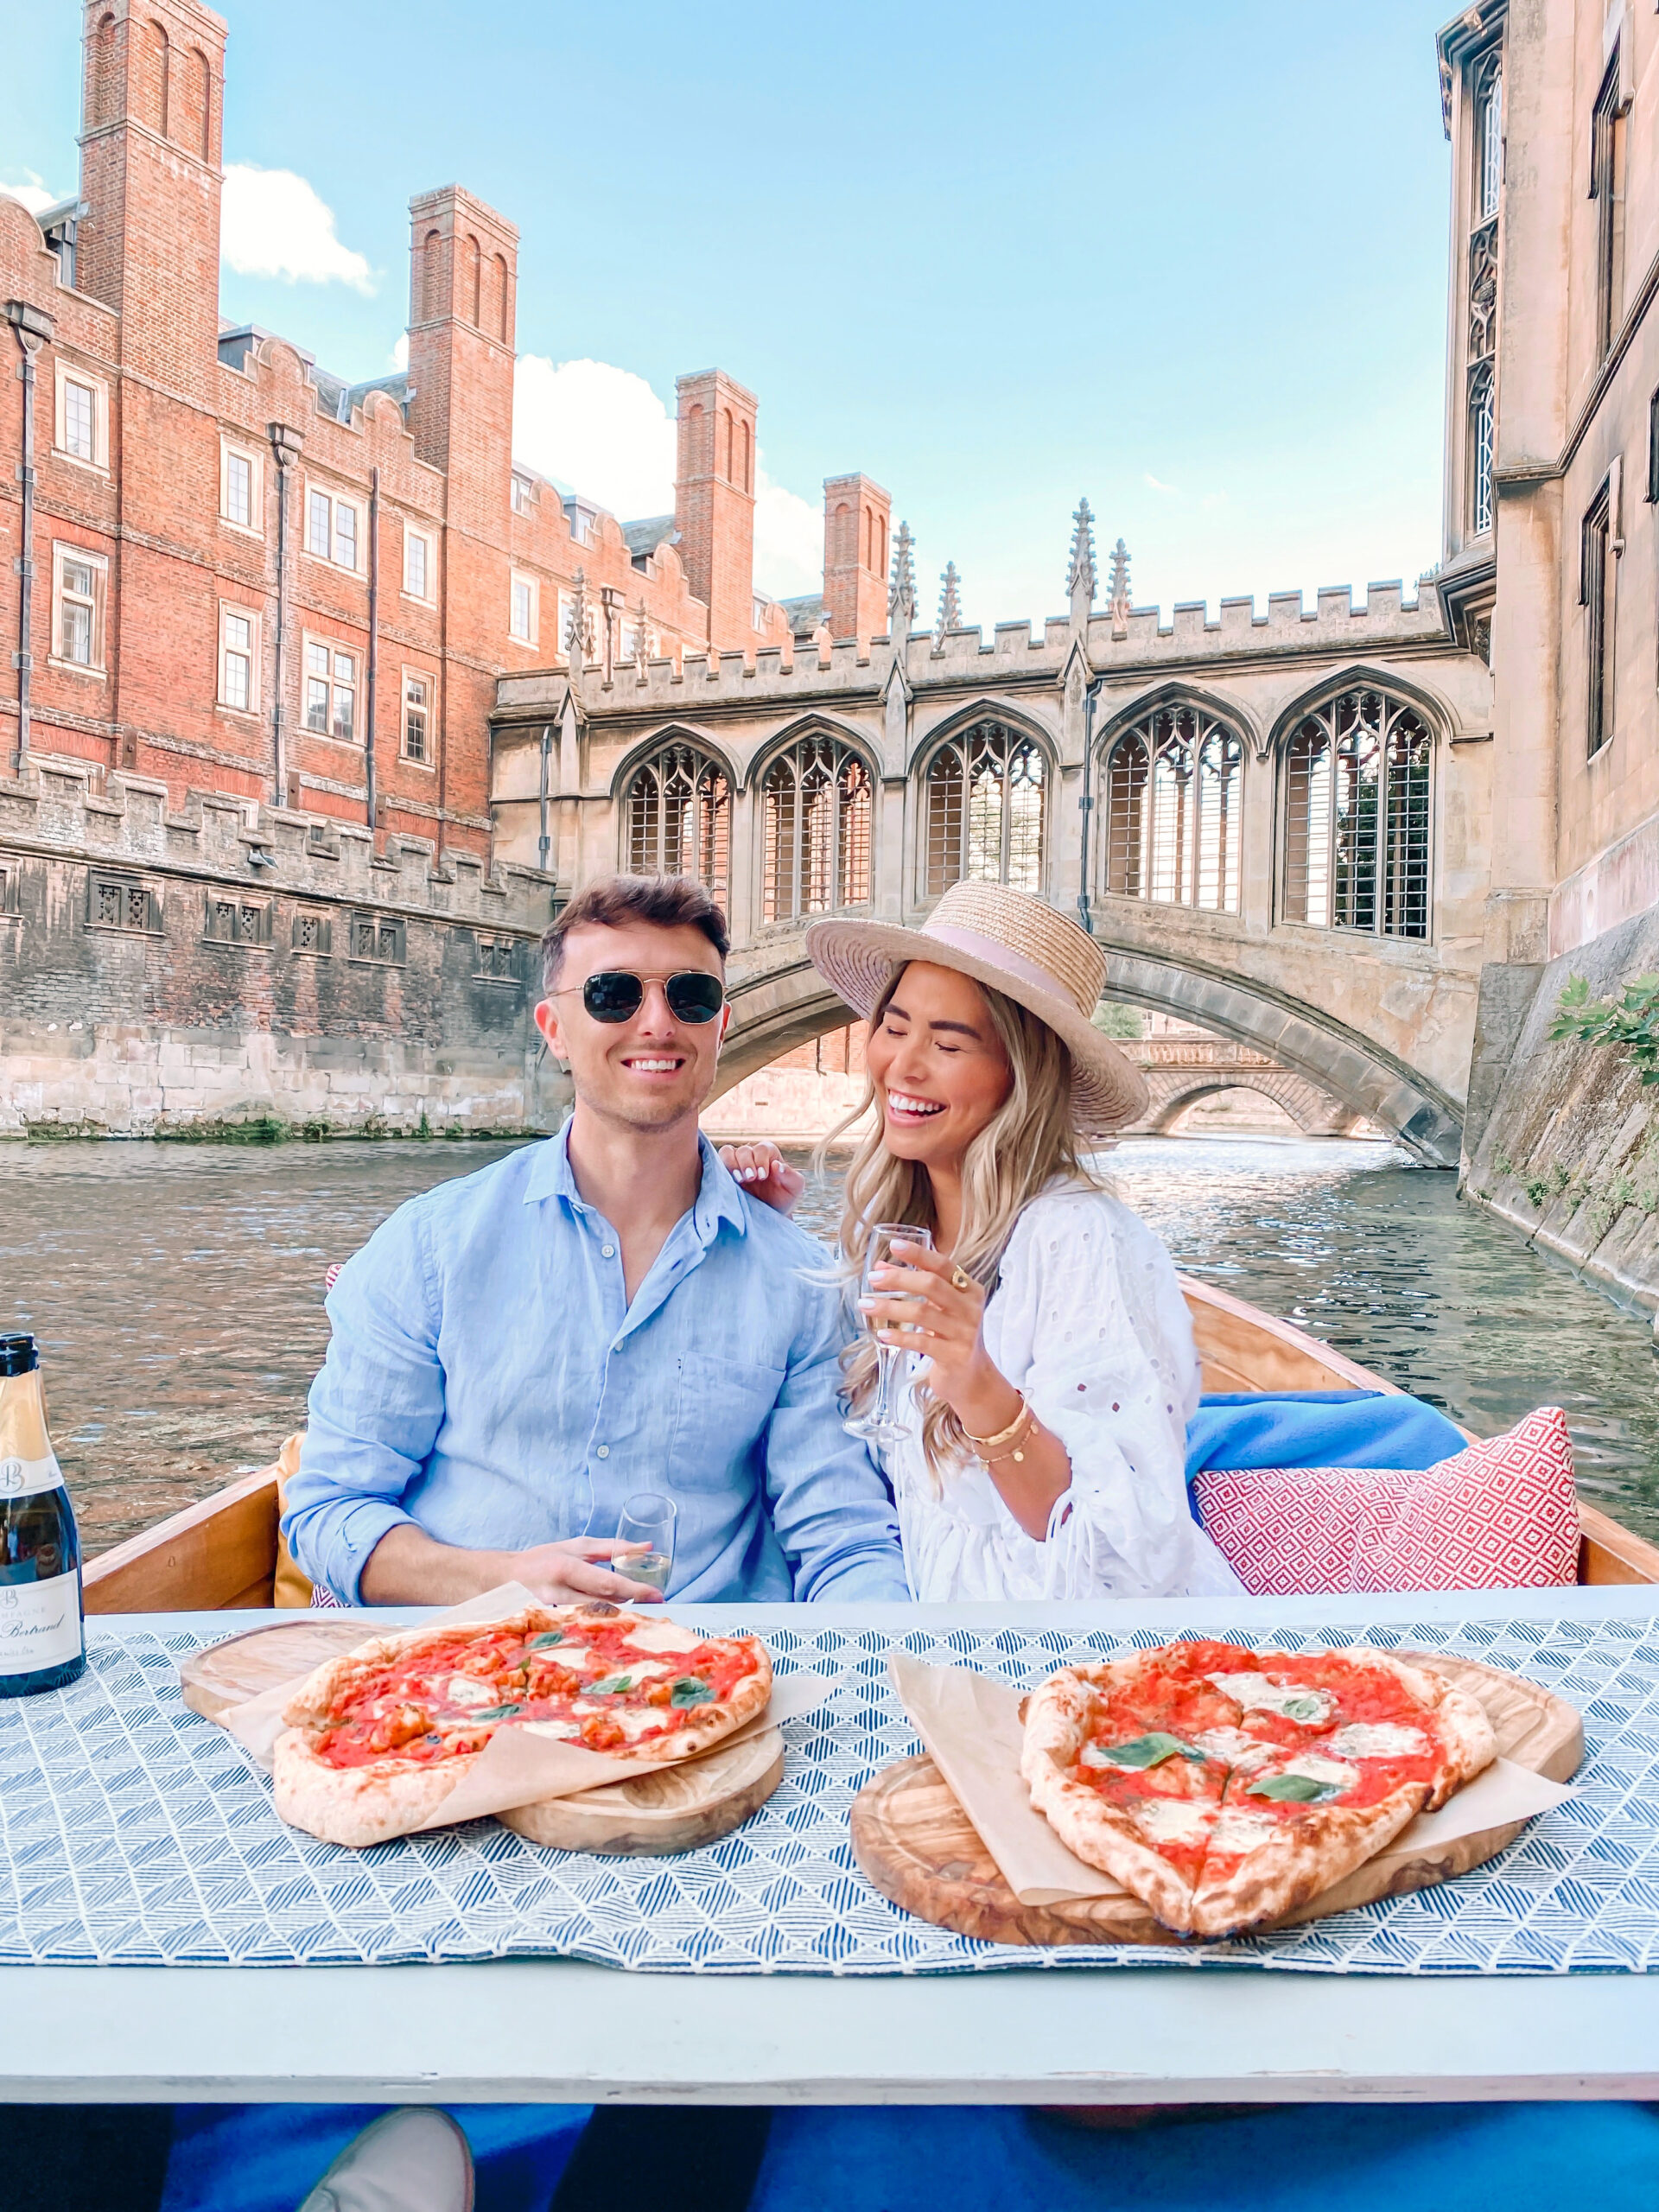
[723,879,1241,1603]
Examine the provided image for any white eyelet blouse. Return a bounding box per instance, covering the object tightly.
[879,1185,1244,1604]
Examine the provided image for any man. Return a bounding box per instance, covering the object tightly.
[283,872,908,1607]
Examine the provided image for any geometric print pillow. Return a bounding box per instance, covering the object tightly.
[1192,1406,1579,1595]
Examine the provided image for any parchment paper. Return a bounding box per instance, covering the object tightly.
[210,1583,827,1840]
[889,1651,1576,1910]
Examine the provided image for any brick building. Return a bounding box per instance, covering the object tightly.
[0,0,896,1135]
[0,0,899,853]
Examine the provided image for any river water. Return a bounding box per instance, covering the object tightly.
[3,1134,1657,1553]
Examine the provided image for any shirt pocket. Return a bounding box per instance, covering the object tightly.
[671,1349,787,1488]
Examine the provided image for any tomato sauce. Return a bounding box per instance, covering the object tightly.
[315,1618,761,1770]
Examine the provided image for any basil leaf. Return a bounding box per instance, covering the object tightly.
[1249,1772,1341,1803]
[588,1674,638,1695]
[1281,1694,1327,1724]
[465,1703,524,1722]
[525,1631,566,1650]
[670,1676,715,1708]
[1084,1732,1203,1770]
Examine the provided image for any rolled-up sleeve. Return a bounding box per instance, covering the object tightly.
[763,1284,909,1602]
[283,1205,445,1602]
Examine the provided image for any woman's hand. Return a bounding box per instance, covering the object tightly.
[863,1240,1019,1436]
[503,1536,666,1606]
[866,1238,1071,1541]
[718,1141,806,1217]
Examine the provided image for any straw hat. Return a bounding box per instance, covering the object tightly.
[805,881,1148,1138]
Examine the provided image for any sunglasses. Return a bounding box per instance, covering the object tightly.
[554,969,727,1025]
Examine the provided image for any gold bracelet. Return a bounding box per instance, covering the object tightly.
[984,1405,1039,1466]
[962,1391,1032,1454]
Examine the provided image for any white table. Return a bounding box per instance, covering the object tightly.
[6,1587,1659,2107]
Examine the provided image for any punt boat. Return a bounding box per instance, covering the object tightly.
[79,1276,1659,1613]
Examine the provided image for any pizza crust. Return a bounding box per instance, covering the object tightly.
[1020,1666,1213,1933]
[1189,1781,1429,1938]
[271,1602,772,1847]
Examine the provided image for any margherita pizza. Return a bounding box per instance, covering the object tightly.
[273,1602,772,1847]
[1020,1639,1495,1938]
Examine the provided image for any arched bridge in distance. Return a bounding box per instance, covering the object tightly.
[491,545,1492,1170]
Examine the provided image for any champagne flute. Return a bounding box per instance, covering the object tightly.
[845,1222,934,1446]
[615,1491,676,1593]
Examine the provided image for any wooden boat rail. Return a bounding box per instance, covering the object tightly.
[80,1274,1659,1612]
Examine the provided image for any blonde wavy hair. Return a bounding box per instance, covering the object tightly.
[823,964,1102,1482]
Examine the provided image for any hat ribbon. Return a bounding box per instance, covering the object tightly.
[919,924,1093,1016]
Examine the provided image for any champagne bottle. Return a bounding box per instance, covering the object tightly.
[0,1334,86,1695]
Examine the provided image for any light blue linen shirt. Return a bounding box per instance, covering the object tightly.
[283,1130,908,1605]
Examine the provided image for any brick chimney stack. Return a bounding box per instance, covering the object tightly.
[821,474,890,644]
[77,0,226,404]
[406,185,518,542]
[674,370,757,646]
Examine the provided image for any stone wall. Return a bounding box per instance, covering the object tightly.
[1462,907,1659,1325]
[0,759,565,1136]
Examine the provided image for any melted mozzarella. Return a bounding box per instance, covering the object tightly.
[444,1675,498,1710]
[624,1620,706,1655]
[1326,1722,1430,1760]
[1129,1797,1214,1846]
[527,1644,590,1673]
[1208,1808,1282,1855]
[610,1704,674,1742]
[520,1718,582,1739]
[1280,1752,1360,1791]
[1193,1726,1269,1764]
[601,1658,671,1683]
[1206,1673,1333,1726]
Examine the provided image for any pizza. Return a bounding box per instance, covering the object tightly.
[272,1602,772,1846]
[1020,1639,1496,1938]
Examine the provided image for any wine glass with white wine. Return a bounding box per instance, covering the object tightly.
[615,1491,676,1593]
[845,1221,934,1447]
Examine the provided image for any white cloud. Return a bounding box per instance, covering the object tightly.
[1143,472,1183,496]
[513,355,676,518]
[1,170,66,217]
[512,354,823,597]
[220,163,375,293]
[753,468,823,600]
[390,332,409,372]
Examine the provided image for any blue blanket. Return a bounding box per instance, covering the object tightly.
[160,2101,1659,2212]
[1186,1390,1466,1483]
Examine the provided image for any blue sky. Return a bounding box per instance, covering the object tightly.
[3,0,1456,626]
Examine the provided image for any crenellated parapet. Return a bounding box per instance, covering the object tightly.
[0,761,557,935]
[496,578,1446,725]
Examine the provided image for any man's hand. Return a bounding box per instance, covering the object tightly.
[718,1141,806,1217]
[357,1523,666,1606]
[505,1536,666,1606]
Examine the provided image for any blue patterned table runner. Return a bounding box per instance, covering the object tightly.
[0,1613,1655,1974]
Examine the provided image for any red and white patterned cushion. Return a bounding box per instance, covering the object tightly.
[1192,1406,1579,1595]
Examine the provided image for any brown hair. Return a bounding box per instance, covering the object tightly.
[540,874,730,995]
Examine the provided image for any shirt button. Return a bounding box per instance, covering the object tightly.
[601,1243,616,1259]
[596,1445,610,1459]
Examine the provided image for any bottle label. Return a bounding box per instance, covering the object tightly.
[0,1453,64,1502]
[0,1569,83,1674]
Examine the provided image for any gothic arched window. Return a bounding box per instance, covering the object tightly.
[1282,689,1432,940]
[760,735,873,922]
[1476,54,1503,223]
[1469,359,1495,537]
[1104,704,1243,913]
[625,742,730,899]
[923,721,1046,898]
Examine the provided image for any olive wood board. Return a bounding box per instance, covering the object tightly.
[849,1651,1582,1948]
[179,1616,785,1857]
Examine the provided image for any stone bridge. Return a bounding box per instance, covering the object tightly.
[490,534,1492,1165]
[1116,1036,1367,1138]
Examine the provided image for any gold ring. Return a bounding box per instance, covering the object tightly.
[950,1265,973,1293]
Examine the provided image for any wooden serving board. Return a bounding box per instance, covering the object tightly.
[178,1617,785,1854]
[849,1651,1582,1948]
